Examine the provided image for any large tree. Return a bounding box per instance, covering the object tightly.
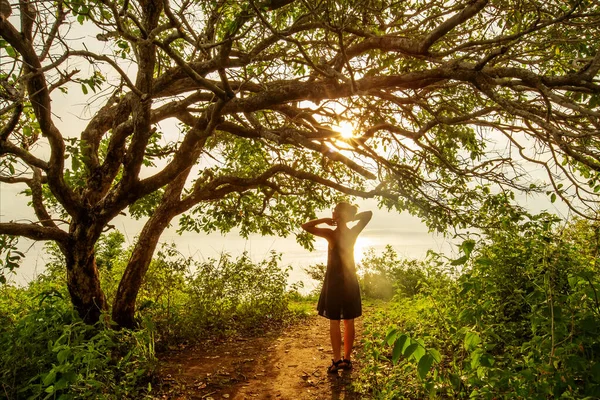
[0,0,598,327]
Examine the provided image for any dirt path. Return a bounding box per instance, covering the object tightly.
[156,312,364,399]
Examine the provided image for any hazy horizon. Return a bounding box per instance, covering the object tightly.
[1,174,571,292]
[5,196,455,292]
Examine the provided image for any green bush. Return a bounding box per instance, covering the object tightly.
[303,246,431,301]
[358,246,430,300]
[0,283,155,400]
[181,250,292,338]
[105,245,299,346]
[356,213,600,399]
[1,231,306,399]
[43,236,300,347]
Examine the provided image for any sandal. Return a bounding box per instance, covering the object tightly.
[340,358,353,371]
[327,359,344,373]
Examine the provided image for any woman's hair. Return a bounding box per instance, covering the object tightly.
[336,201,358,219]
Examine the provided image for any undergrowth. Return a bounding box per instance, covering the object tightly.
[0,283,155,399]
[0,241,306,399]
[355,213,600,399]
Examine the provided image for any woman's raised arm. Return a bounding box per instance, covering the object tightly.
[350,211,373,234]
[301,217,336,238]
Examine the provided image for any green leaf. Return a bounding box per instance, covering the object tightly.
[403,343,419,358]
[57,348,70,364]
[429,348,442,363]
[62,370,77,383]
[412,343,426,361]
[81,84,88,95]
[470,349,482,369]
[43,370,57,386]
[460,282,473,295]
[54,377,69,390]
[464,331,481,351]
[550,193,556,203]
[417,354,434,380]
[384,328,398,346]
[477,366,486,379]
[480,353,495,367]
[450,255,468,266]
[461,240,475,257]
[392,335,408,364]
[568,275,580,288]
[449,373,461,390]
[5,46,16,58]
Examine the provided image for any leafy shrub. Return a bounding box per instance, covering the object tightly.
[42,235,299,347]
[358,246,429,300]
[125,244,188,345]
[356,213,600,399]
[0,282,155,399]
[107,245,299,346]
[303,246,430,301]
[180,250,292,338]
[1,235,302,398]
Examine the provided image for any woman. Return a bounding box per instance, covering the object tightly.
[301,202,372,373]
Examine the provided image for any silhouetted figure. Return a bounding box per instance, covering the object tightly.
[302,202,372,373]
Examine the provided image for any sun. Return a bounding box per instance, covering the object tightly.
[337,121,355,139]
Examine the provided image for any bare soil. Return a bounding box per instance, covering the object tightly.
[155,309,366,400]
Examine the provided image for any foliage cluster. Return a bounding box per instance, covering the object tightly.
[49,234,299,345]
[0,234,301,398]
[356,213,600,399]
[358,246,430,300]
[154,248,297,344]
[0,282,155,399]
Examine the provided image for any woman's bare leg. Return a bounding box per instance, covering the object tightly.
[330,319,342,361]
[343,319,355,360]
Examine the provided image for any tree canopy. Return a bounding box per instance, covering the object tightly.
[1,0,599,325]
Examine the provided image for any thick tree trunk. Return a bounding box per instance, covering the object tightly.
[62,218,108,324]
[112,207,173,328]
[112,169,191,328]
[65,242,107,324]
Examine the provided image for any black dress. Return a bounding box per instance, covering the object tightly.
[317,226,362,320]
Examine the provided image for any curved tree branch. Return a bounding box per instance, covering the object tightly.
[0,222,68,242]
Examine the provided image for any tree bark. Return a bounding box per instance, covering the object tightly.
[111,205,175,328]
[112,170,190,328]
[62,219,108,324]
[65,243,107,324]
